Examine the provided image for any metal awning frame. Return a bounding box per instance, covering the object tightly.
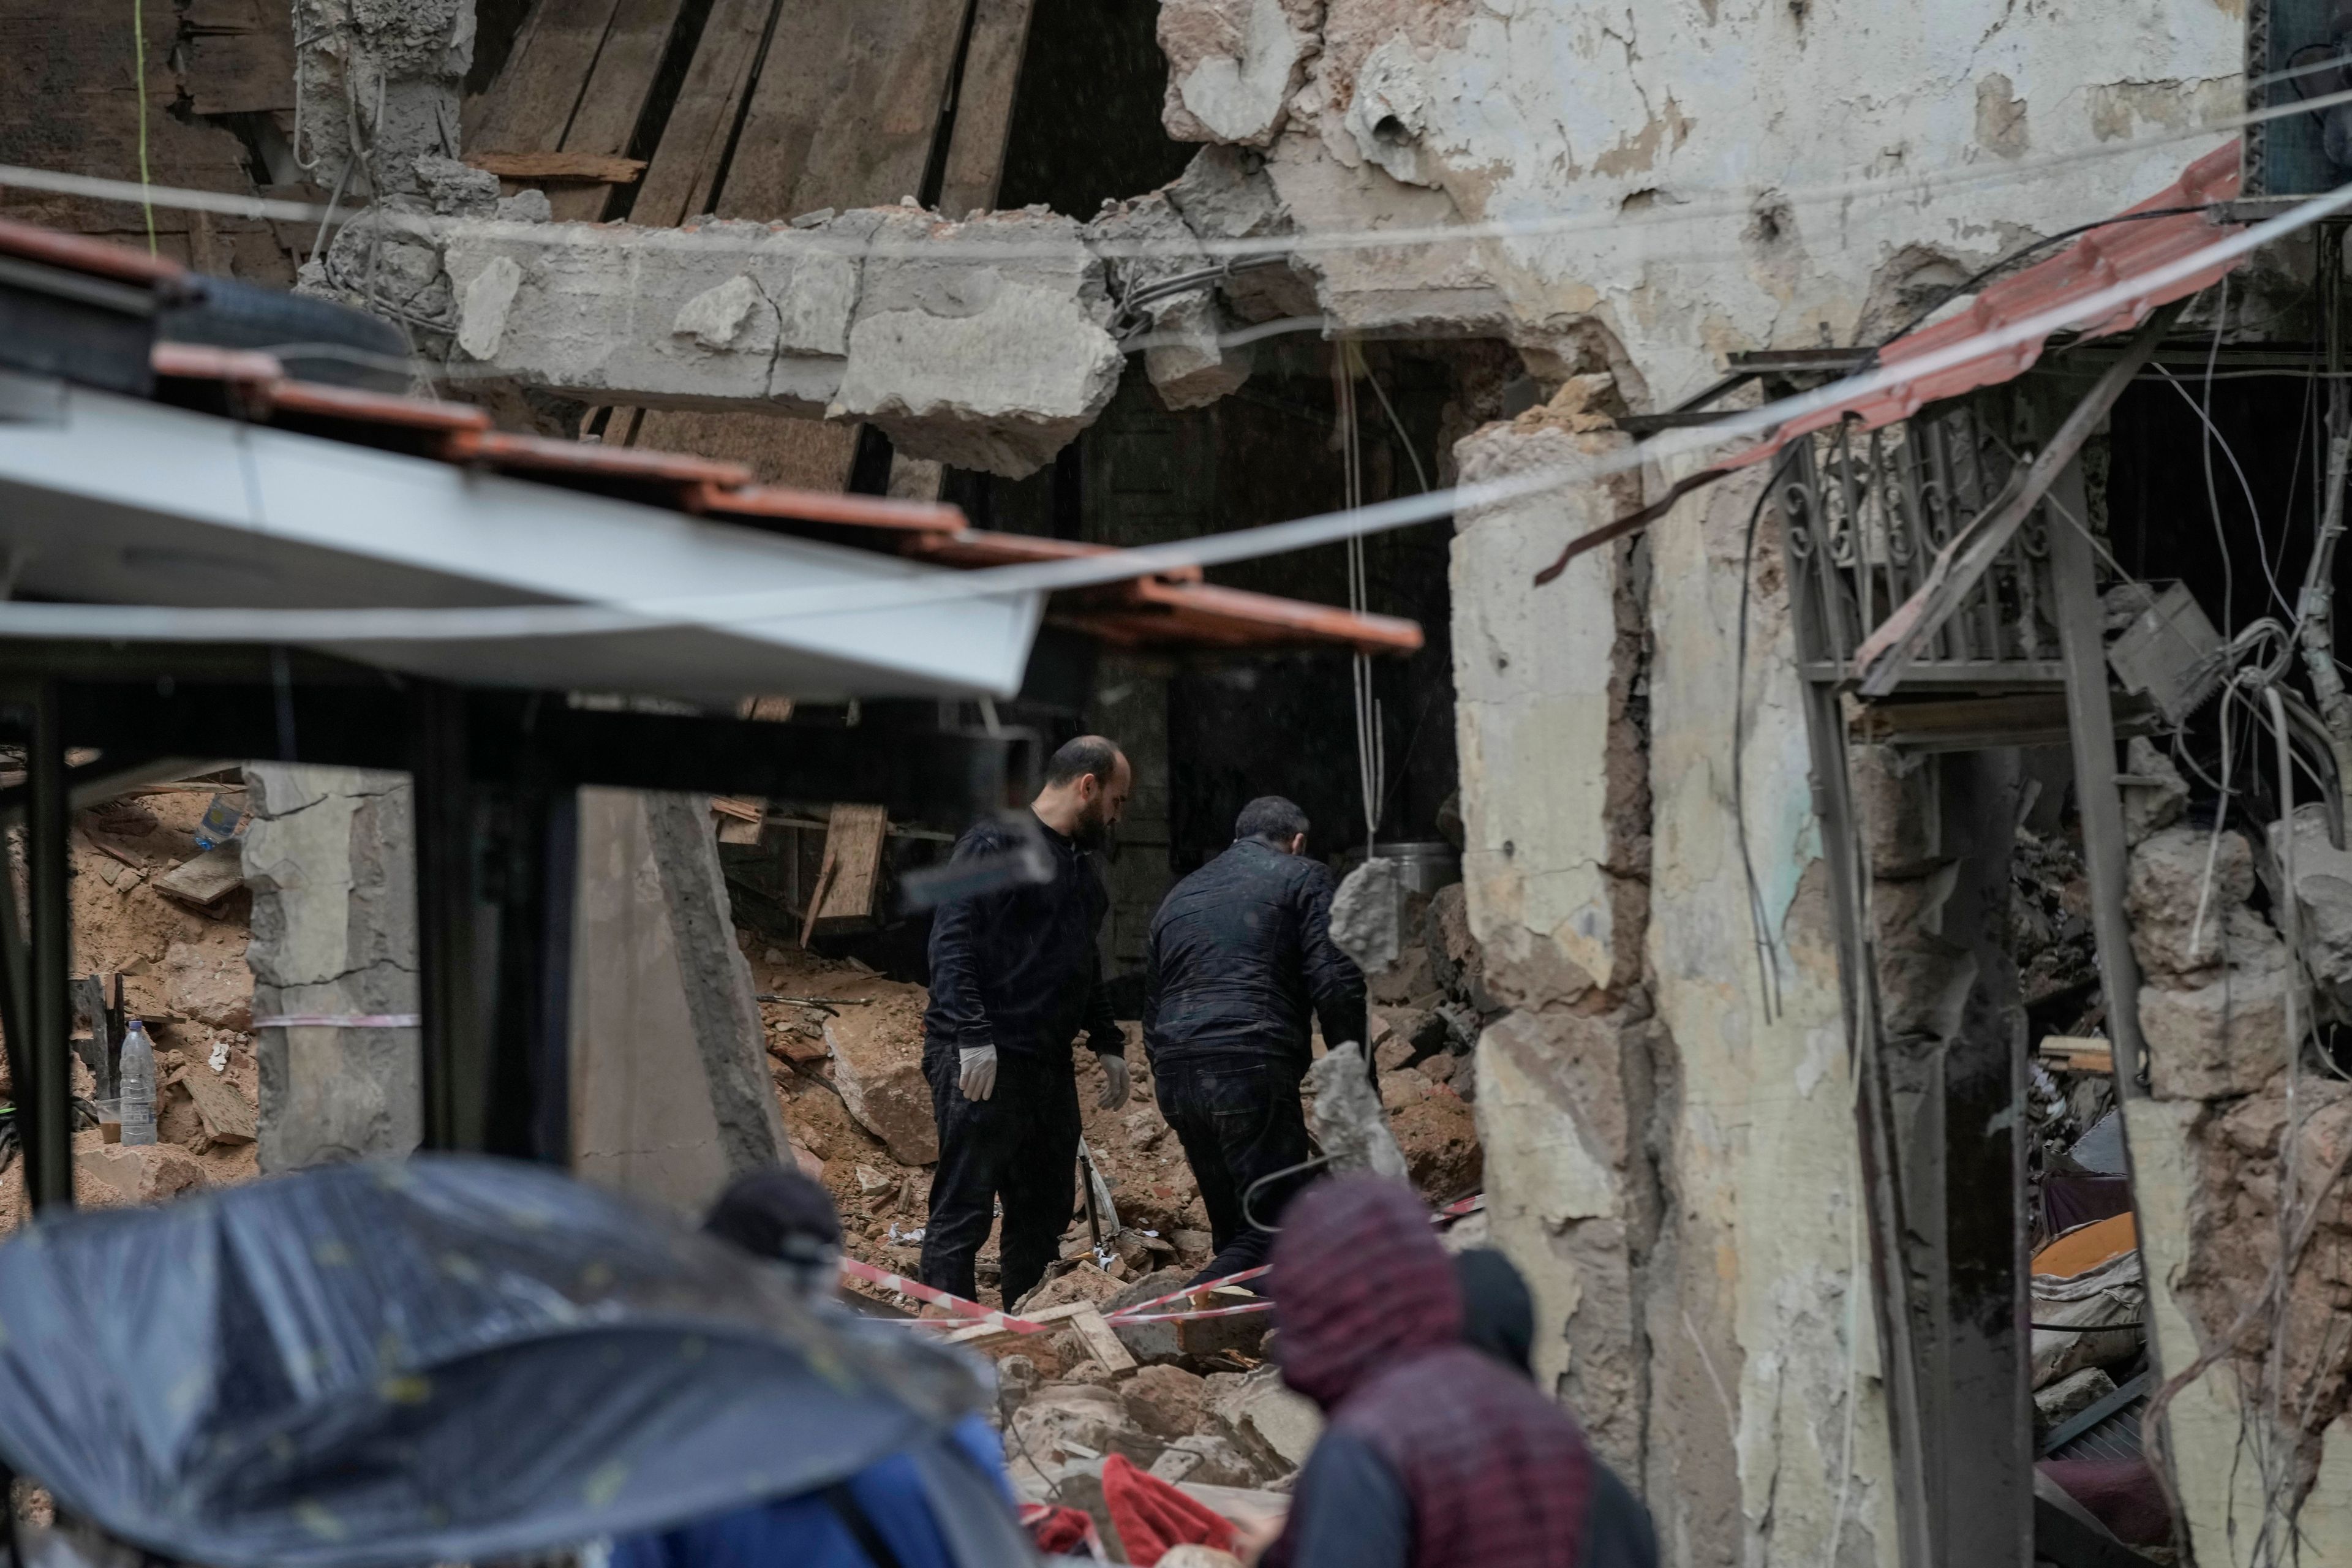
[0,641,1039,1210]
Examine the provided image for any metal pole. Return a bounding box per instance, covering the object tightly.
[26,682,72,1210]
[2048,458,2148,1098]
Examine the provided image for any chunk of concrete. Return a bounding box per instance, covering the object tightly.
[1149,1434,1268,1489]
[2035,1365,2117,1430]
[1122,1363,1211,1439]
[1011,1383,1161,1468]
[824,996,937,1166]
[1209,1364,1322,1472]
[2139,916,2302,1101]
[1329,859,1402,974]
[2266,802,2352,1025]
[1158,0,1322,146]
[2128,825,2258,981]
[835,211,1123,476]
[75,1140,208,1207]
[1305,1042,1408,1179]
[2120,738,2189,846]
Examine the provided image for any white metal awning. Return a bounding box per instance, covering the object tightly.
[0,377,1045,704]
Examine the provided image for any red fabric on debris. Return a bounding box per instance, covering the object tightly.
[1102,1453,1237,1565]
[2038,1458,2173,1546]
[1265,1177,1599,1568]
[1019,1502,1098,1556]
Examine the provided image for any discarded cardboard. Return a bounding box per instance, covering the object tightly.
[153,845,244,908]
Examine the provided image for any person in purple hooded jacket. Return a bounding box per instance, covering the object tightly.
[1258,1178,1658,1568]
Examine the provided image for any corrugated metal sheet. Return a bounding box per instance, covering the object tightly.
[1726,141,2246,470]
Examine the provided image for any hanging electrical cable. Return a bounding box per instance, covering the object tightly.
[1338,340,1386,857]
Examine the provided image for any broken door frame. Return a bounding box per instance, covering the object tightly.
[1770,365,2182,1568]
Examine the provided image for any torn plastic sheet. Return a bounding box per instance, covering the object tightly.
[0,1156,985,1568]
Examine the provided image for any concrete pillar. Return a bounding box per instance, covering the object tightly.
[1452,418,1657,1477]
[569,788,788,1213]
[1453,405,1902,1567]
[242,764,423,1170]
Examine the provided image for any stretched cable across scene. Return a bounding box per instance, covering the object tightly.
[7,153,2352,645]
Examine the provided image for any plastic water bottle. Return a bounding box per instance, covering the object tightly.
[118,1019,157,1147]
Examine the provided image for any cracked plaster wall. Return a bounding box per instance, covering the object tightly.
[1233,0,2244,401]
[1455,403,1896,1566]
[1354,6,2239,1564]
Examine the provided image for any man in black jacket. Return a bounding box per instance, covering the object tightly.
[1145,795,1366,1284]
[921,735,1133,1308]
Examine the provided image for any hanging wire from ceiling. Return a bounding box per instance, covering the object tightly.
[1338,339,1385,857]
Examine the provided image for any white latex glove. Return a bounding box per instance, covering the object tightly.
[958,1044,999,1101]
[1095,1051,1131,1110]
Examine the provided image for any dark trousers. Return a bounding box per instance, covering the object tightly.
[1153,1056,1313,1286]
[919,1041,1080,1308]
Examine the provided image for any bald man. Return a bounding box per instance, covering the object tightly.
[921,735,1133,1306]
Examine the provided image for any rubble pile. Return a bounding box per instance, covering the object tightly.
[0,778,264,1226]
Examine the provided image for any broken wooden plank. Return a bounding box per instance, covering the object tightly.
[774,0,970,214]
[175,1066,257,1144]
[816,804,889,922]
[1068,1304,1140,1375]
[712,794,767,845]
[631,0,780,225]
[935,0,1035,217]
[941,1299,1094,1350]
[708,0,862,218]
[69,975,112,1096]
[467,151,647,183]
[469,0,626,154]
[2039,1036,2115,1075]
[152,843,244,908]
[799,851,839,948]
[548,0,690,219]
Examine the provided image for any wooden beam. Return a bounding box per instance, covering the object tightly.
[469,0,625,154]
[816,804,889,923]
[935,0,1036,217]
[467,151,647,183]
[632,0,782,225]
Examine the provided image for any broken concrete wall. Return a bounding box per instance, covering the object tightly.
[439,207,1123,477]
[242,763,423,1170]
[571,787,789,1213]
[2124,814,2352,1566]
[1454,398,1895,1564]
[1640,458,1899,1567]
[1227,0,2242,401]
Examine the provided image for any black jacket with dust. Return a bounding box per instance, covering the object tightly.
[1144,838,1368,1072]
[923,811,1123,1066]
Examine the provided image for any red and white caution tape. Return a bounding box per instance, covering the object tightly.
[1104,1298,1278,1327]
[847,1194,1483,1336]
[840,1257,1056,1335]
[1101,1265,1269,1324]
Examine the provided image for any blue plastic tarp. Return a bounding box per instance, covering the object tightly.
[0,1156,984,1568]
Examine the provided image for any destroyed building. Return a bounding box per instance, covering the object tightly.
[8,0,2352,1565]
